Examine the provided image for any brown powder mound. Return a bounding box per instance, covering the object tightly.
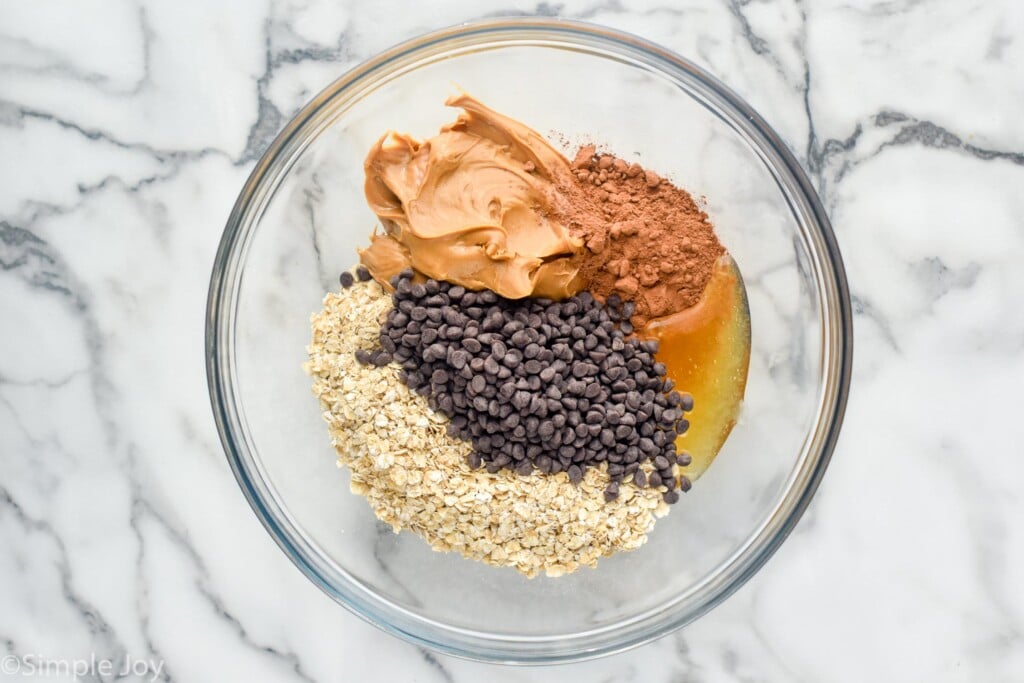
[555,145,724,327]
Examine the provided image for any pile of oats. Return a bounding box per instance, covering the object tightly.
[305,280,669,577]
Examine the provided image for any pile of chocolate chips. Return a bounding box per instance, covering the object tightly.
[358,270,692,503]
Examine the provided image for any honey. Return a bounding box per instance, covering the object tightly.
[641,255,751,480]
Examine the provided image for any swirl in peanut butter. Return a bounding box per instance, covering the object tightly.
[360,94,584,299]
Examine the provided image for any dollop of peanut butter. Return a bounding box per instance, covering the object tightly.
[360,94,584,299]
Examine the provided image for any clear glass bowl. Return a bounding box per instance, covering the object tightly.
[206,18,851,663]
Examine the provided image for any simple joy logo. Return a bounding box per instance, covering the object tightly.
[1,653,164,681]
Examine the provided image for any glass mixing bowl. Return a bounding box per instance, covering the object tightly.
[206,18,851,663]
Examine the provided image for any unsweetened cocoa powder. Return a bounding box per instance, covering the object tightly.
[556,145,724,327]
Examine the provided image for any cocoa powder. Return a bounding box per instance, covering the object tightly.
[555,145,724,327]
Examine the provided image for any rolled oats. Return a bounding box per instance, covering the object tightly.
[305,280,669,577]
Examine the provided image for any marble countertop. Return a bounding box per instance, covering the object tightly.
[2,1,1022,681]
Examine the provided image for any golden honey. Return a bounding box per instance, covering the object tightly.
[641,255,751,480]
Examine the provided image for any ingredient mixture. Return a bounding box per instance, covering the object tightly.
[379,270,691,503]
[307,280,668,577]
[305,93,751,577]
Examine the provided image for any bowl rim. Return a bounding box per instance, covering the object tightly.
[206,16,852,664]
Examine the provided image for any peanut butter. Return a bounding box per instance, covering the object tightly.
[360,94,583,299]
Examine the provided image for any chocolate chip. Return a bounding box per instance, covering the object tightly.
[604,482,620,501]
[450,349,469,369]
[372,271,690,503]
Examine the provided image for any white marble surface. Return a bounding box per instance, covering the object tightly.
[1,1,1023,681]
